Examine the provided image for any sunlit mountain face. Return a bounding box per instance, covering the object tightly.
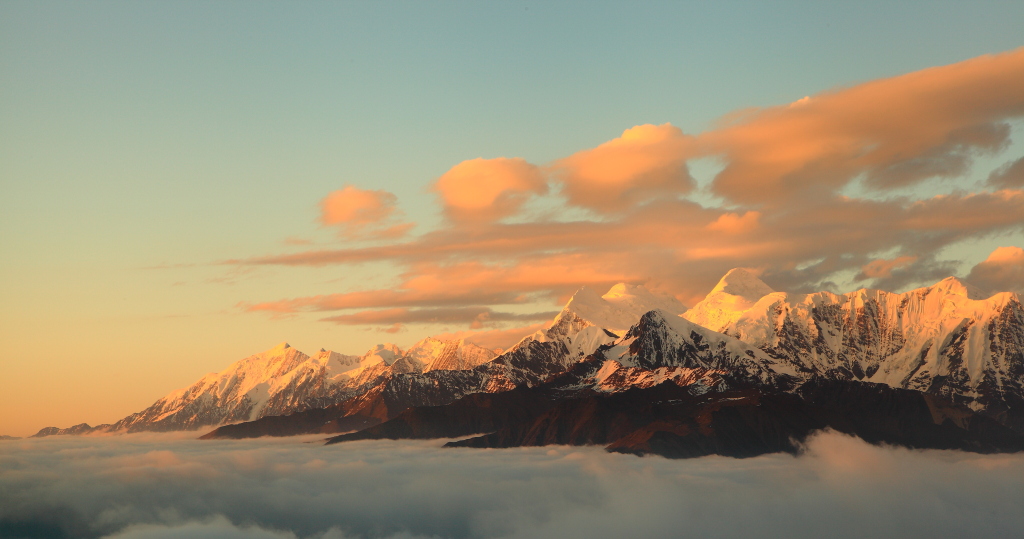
[32,269,1024,461]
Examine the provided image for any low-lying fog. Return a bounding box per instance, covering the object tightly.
[2,431,1023,539]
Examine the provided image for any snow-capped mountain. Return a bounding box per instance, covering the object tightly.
[683,270,1024,428]
[200,283,690,438]
[587,308,798,392]
[35,283,685,437]
[221,270,1024,450]
[405,337,498,372]
[31,271,1024,440]
[682,268,776,333]
[480,284,689,389]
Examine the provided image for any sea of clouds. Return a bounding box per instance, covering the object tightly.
[2,430,1024,539]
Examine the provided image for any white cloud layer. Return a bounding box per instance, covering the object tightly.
[3,432,1024,539]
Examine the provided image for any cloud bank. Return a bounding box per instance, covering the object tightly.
[4,432,1024,539]
[237,48,1024,332]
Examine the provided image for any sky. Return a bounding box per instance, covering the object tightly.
[2,1,1024,437]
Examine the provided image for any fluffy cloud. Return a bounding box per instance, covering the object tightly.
[701,47,1024,205]
[433,158,547,223]
[4,432,1024,539]
[235,48,1024,327]
[966,246,1024,294]
[552,123,696,213]
[320,186,412,239]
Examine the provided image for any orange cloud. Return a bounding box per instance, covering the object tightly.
[241,188,1024,310]
[705,211,761,234]
[319,185,412,238]
[243,288,529,313]
[433,157,547,223]
[966,246,1024,294]
[857,256,919,280]
[432,322,549,352]
[320,307,556,328]
[701,47,1024,205]
[988,157,1024,189]
[237,49,1024,323]
[552,123,696,212]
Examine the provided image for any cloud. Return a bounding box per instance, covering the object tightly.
[701,47,1024,205]
[552,124,696,213]
[243,188,1024,309]
[856,256,919,280]
[705,211,761,234]
[431,322,549,352]
[320,307,557,330]
[236,49,1024,320]
[4,432,1024,539]
[243,288,530,313]
[320,186,413,239]
[988,156,1024,189]
[966,246,1024,294]
[107,517,301,539]
[433,158,547,223]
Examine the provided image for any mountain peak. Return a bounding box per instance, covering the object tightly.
[566,286,605,308]
[269,342,292,352]
[682,269,777,333]
[361,343,402,365]
[602,283,687,314]
[553,283,687,335]
[929,276,988,300]
[602,283,644,299]
[709,268,775,300]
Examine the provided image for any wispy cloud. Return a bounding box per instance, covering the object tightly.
[988,156,1024,189]
[320,307,557,329]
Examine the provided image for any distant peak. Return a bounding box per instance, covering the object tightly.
[930,276,988,300]
[602,283,644,298]
[268,342,292,352]
[602,282,687,314]
[557,286,605,318]
[710,268,775,300]
[569,285,604,303]
[362,343,403,364]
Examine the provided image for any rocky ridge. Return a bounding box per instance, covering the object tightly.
[33,270,1024,450]
[35,283,686,438]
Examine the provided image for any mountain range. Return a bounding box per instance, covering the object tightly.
[33,271,1024,458]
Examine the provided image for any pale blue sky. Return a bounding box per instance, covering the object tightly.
[2,1,1023,435]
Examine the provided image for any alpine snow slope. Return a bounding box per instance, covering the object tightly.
[683,269,1024,430]
[33,270,1024,450]
[33,284,686,437]
[325,273,1024,457]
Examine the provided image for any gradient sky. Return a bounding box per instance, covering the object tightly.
[2,1,1024,437]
